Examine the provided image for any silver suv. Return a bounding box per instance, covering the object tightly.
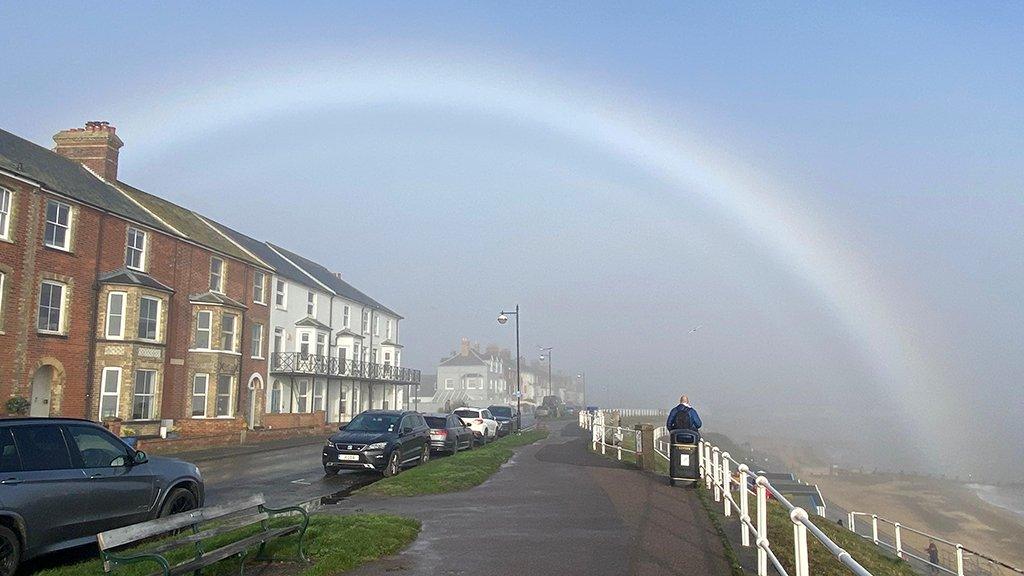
[0,418,204,575]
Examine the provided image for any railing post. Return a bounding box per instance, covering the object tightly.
[791,508,810,576]
[848,512,855,533]
[756,476,769,576]
[704,443,713,489]
[721,452,732,516]
[871,514,879,545]
[894,522,902,559]
[712,447,721,502]
[739,464,750,547]
[698,439,704,478]
[637,424,654,471]
[955,544,964,576]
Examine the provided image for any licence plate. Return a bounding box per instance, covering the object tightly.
[430,434,444,440]
[338,454,360,461]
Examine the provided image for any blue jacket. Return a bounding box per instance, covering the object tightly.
[666,404,702,431]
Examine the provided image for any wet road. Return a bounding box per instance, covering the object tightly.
[184,436,379,507]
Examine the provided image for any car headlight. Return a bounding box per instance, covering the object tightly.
[365,442,387,451]
[325,439,334,447]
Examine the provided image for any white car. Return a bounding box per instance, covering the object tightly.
[453,407,499,443]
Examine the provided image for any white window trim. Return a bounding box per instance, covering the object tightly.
[0,187,11,241]
[296,329,314,356]
[275,279,288,310]
[99,367,122,420]
[131,369,158,421]
[342,305,350,328]
[306,291,317,317]
[296,379,310,413]
[315,332,327,357]
[209,257,225,294]
[0,271,5,330]
[43,199,72,251]
[191,373,209,418]
[374,315,380,337]
[215,374,234,418]
[252,271,267,305]
[270,381,284,414]
[251,323,265,359]
[105,291,126,340]
[137,296,162,342]
[313,381,325,412]
[37,280,67,335]
[194,310,213,350]
[125,227,147,271]
[221,313,238,352]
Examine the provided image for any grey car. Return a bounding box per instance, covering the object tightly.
[0,418,204,576]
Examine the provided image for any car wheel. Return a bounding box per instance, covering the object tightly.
[451,440,459,455]
[160,487,198,517]
[0,526,20,576]
[383,450,401,477]
[466,436,475,450]
[420,445,431,465]
[324,466,338,476]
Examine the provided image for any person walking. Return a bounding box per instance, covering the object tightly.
[666,395,702,433]
[926,541,940,574]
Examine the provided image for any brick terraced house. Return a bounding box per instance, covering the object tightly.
[0,121,419,439]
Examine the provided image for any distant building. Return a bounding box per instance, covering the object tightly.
[436,338,510,407]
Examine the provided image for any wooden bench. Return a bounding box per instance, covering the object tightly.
[97,493,308,576]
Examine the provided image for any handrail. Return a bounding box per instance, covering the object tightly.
[847,511,1024,576]
[579,411,642,461]
[269,352,421,384]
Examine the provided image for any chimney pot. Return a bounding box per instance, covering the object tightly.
[53,121,124,182]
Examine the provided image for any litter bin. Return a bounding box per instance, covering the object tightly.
[669,429,700,486]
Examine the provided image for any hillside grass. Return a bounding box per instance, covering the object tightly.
[356,429,548,497]
[33,514,420,576]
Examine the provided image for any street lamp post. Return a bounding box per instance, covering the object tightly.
[577,372,586,405]
[497,306,521,432]
[539,346,553,398]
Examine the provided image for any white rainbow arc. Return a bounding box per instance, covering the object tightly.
[121,55,951,461]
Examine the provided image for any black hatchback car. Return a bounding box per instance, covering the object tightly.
[0,418,204,576]
[487,405,518,437]
[422,413,474,455]
[322,410,430,477]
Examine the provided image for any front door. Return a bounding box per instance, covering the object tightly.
[30,366,53,417]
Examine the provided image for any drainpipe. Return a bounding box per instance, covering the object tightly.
[84,215,107,420]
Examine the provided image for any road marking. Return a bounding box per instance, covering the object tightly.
[291,479,312,485]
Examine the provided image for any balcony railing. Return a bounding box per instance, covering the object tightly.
[269,352,421,384]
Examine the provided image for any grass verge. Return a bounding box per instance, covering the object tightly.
[34,514,420,576]
[357,429,548,497]
[696,485,747,576]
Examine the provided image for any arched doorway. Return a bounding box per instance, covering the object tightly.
[247,373,264,429]
[30,366,54,417]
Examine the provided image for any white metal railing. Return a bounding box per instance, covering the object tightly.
[579,410,641,461]
[603,408,668,418]
[847,511,1024,576]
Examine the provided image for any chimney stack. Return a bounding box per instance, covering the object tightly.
[460,337,471,355]
[53,121,124,182]
[333,272,343,280]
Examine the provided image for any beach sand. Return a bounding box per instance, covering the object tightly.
[808,471,1024,568]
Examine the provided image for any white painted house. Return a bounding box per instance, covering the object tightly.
[210,223,417,424]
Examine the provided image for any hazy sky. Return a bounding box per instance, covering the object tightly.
[2,2,1022,477]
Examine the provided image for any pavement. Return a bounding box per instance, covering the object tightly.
[333,420,732,576]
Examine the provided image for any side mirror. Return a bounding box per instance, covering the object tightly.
[338,424,347,430]
[133,450,149,465]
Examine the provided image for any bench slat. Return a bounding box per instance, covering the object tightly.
[161,526,300,576]
[143,512,271,556]
[98,494,266,550]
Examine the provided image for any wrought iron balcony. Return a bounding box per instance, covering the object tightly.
[269,352,421,384]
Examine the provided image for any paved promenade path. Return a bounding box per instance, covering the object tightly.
[335,420,732,576]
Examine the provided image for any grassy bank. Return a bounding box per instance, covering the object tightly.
[34,514,420,576]
[358,429,548,497]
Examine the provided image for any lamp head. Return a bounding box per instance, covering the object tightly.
[497,313,509,325]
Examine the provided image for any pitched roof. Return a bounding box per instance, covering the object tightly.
[268,243,402,318]
[439,350,488,367]
[335,328,364,339]
[295,316,331,330]
[189,291,247,309]
[204,220,324,290]
[0,129,171,233]
[115,181,268,270]
[98,268,174,293]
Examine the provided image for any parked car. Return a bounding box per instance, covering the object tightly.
[486,405,518,436]
[0,418,204,576]
[422,413,474,455]
[323,410,430,477]
[453,407,498,444]
[535,406,550,418]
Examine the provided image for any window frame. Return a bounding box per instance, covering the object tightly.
[131,369,157,421]
[252,271,266,305]
[313,381,325,412]
[270,381,283,414]
[215,374,233,417]
[273,326,284,354]
[296,379,310,413]
[251,323,264,359]
[137,296,161,342]
[105,291,126,339]
[221,313,238,352]
[274,279,287,309]
[125,227,147,271]
[43,199,72,251]
[191,373,209,417]
[0,270,5,329]
[342,305,350,328]
[99,367,122,420]
[306,291,317,317]
[37,280,67,334]
[0,186,11,241]
[209,257,225,294]
[315,332,327,357]
[194,310,213,349]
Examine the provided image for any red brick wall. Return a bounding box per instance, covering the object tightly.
[263,410,327,430]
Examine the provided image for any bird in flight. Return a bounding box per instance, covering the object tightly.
[689,325,703,334]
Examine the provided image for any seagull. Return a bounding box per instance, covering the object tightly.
[689,325,703,334]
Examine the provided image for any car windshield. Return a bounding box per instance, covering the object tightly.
[424,416,447,428]
[488,407,512,417]
[345,413,399,433]
[453,410,479,419]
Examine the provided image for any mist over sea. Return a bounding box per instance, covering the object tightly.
[970,484,1024,523]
